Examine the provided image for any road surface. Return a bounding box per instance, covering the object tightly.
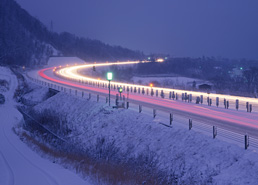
[27,62,258,139]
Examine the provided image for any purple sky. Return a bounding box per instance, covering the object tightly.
[16,0,258,59]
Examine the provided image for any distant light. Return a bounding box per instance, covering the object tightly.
[98,78,100,80]
[165,57,168,60]
[107,72,113,81]
[148,57,151,60]
[240,67,243,70]
[156,58,164,62]
[150,83,153,87]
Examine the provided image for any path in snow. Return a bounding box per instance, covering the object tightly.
[0,67,92,185]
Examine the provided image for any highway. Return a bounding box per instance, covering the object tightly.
[29,61,258,139]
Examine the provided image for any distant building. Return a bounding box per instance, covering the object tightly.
[199,84,212,90]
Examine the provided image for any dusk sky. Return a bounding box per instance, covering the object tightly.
[16,0,258,60]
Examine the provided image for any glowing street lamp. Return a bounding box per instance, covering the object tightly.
[150,83,154,96]
[118,86,123,100]
[107,72,113,106]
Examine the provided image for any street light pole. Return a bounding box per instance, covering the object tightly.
[106,72,113,106]
[109,80,111,106]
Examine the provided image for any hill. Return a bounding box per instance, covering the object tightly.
[0,0,144,66]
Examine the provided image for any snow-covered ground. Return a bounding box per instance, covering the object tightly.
[132,75,211,88]
[0,66,92,185]
[31,90,258,184]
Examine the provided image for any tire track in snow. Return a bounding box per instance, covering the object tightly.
[3,126,59,185]
[0,151,14,185]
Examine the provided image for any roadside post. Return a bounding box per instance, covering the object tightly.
[216,97,219,107]
[170,113,173,125]
[236,99,239,110]
[213,126,217,139]
[245,134,249,150]
[107,72,113,106]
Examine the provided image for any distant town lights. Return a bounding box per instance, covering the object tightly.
[156,58,164,62]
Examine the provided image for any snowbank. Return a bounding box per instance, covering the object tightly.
[33,92,258,184]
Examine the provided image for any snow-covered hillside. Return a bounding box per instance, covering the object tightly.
[0,66,92,185]
[30,90,258,184]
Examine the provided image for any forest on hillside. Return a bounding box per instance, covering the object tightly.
[0,0,144,67]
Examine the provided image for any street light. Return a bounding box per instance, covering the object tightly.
[107,72,113,106]
[150,83,154,96]
[118,86,123,100]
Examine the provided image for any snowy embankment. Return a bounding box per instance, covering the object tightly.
[30,89,258,184]
[0,66,91,185]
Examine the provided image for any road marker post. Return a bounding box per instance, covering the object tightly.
[216,97,219,107]
[189,119,192,130]
[245,134,249,150]
[97,95,99,102]
[139,105,142,113]
[153,109,156,118]
[172,91,175,100]
[236,99,239,110]
[170,113,173,125]
[189,94,192,102]
[213,126,217,139]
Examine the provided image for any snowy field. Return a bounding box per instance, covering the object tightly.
[0,66,92,185]
[28,88,258,184]
[132,75,210,88]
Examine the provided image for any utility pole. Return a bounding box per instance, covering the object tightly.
[107,72,113,106]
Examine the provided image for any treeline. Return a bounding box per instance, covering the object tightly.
[0,0,144,66]
[135,57,258,96]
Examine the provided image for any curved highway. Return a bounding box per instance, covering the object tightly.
[32,61,258,138]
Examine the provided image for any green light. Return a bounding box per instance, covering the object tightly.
[148,57,151,60]
[119,87,123,93]
[107,72,113,81]
[240,67,243,70]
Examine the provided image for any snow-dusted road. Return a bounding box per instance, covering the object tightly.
[0,67,91,185]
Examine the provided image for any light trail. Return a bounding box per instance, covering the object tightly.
[36,62,258,137]
[56,61,258,104]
